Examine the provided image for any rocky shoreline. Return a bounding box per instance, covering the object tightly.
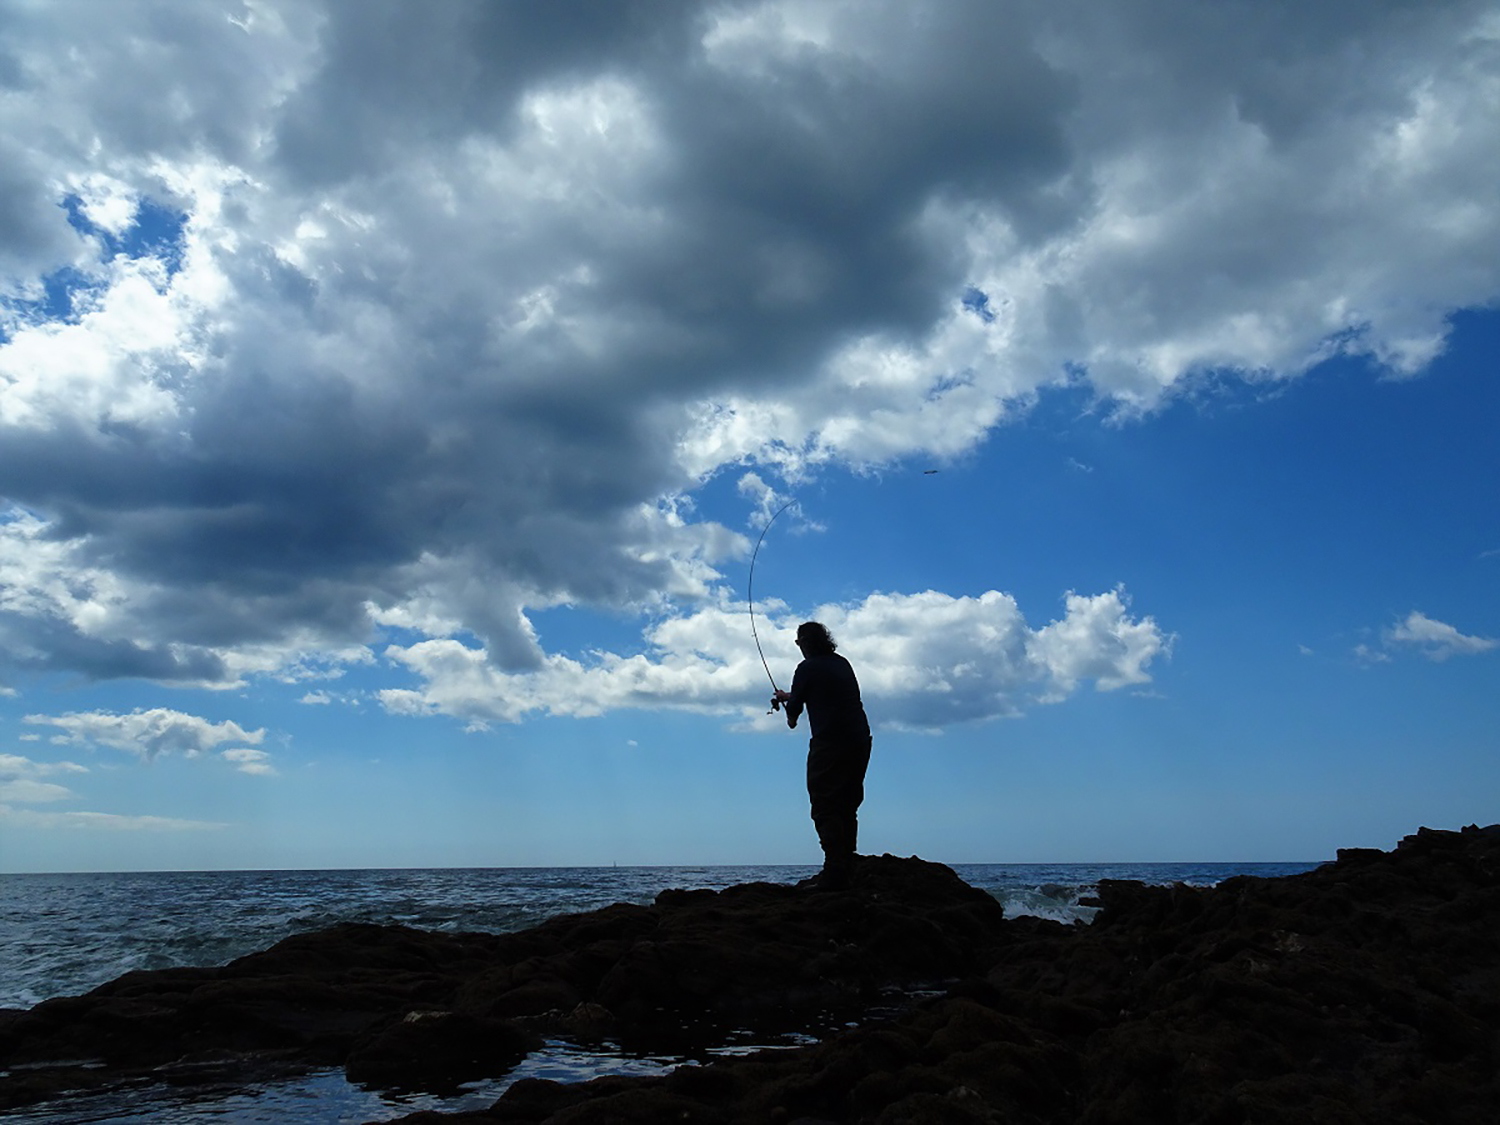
[3,825,1497,1123]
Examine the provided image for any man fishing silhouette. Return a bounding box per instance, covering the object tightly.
[773,621,873,891]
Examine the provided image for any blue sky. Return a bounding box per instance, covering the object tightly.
[1,0,1497,872]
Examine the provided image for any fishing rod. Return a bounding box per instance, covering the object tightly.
[748,497,796,712]
[748,472,933,713]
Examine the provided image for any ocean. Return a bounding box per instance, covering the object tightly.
[1,860,1318,1123]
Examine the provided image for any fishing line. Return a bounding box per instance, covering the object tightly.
[748,497,797,706]
[748,472,933,710]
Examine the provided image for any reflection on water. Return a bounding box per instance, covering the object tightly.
[3,1033,830,1124]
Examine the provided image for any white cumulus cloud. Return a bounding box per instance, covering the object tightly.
[381,585,1167,732]
[23,708,265,760]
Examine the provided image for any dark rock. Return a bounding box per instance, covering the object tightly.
[375,826,1500,1124]
[0,853,1005,1111]
[6,830,1500,1123]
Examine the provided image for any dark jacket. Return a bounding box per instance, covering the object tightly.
[786,652,871,740]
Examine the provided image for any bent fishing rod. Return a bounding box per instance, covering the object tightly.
[747,472,933,713]
[748,498,796,712]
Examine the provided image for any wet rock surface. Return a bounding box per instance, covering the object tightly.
[3,827,1498,1123]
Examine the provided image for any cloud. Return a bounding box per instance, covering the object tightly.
[221,747,277,776]
[23,708,265,760]
[0,0,1494,701]
[0,806,226,831]
[1028,589,1170,697]
[0,753,235,831]
[0,777,74,803]
[381,585,1167,732]
[0,752,87,804]
[1383,611,1498,662]
[0,752,88,776]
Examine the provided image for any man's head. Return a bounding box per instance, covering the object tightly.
[795,621,837,656]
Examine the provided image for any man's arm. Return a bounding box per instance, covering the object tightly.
[780,666,806,729]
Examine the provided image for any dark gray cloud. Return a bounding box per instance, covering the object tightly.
[274,1,681,186]
[0,146,83,282]
[0,0,1496,708]
[1,622,225,683]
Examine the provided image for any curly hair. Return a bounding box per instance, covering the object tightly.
[796,621,837,655]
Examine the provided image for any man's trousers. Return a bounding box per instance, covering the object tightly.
[806,731,873,874]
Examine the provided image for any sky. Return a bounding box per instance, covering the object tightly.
[1,0,1497,873]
